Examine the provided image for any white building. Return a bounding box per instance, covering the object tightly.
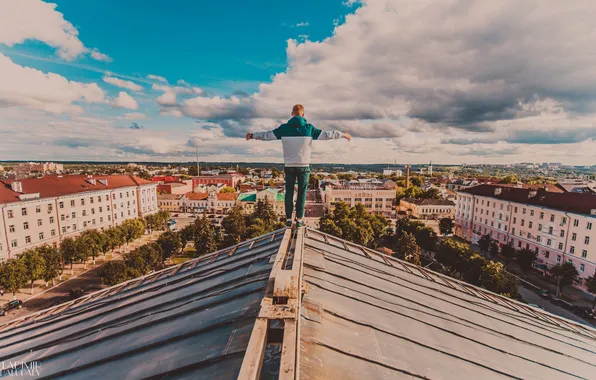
[0,175,158,260]
[323,183,396,218]
[455,184,596,290]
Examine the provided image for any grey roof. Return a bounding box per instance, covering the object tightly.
[300,229,596,380]
[0,229,286,380]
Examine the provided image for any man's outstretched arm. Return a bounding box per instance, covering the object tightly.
[312,126,352,141]
[246,127,282,141]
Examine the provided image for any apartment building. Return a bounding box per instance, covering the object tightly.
[455,185,596,289]
[157,194,184,213]
[0,175,158,260]
[323,183,396,218]
[399,198,455,219]
[238,188,285,217]
[192,174,244,189]
[181,192,238,214]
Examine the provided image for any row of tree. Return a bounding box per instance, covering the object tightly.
[0,212,170,299]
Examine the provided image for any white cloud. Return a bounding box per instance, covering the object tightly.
[121,112,148,120]
[295,22,309,27]
[153,84,203,107]
[103,75,143,92]
[0,53,105,114]
[112,91,138,110]
[147,74,168,83]
[90,48,112,62]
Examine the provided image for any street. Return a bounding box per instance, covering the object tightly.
[518,286,592,326]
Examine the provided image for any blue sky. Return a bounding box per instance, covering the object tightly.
[1,0,596,165]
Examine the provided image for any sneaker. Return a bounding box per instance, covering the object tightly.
[285,219,292,228]
[296,220,305,228]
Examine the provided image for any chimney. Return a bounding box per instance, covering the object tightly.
[11,181,22,193]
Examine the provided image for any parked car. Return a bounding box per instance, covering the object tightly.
[0,300,23,316]
[571,305,595,319]
[538,289,551,299]
[550,298,573,310]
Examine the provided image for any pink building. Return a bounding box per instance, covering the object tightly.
[455,185,596,290]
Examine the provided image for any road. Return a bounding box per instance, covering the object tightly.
[518,286,592,326]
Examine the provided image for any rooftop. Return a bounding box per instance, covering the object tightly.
[401,197,456,206]
[460,184,596,216]
[1,227,594,378]
[0,175,153,204]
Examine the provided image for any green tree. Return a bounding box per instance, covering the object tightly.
[38,245,61,286]
[410,176,422,187]
[245,218,269,239]
[439,218,454,236]
[145,214,159,233]
[194,214,218,256]
[499,175,518,184]
[188,165,198,176]
[76,232,96,269]
[500,242,517,269]
[319,217,342,237]
[585,274,596,309]
[138,244,163,270]
[550,262,579,297]
[0,259,27,300]
[84,230,104,265]
[480,261,519,297]
[421,187,441,200]
[22,249,46,294]
[414,226,437,252]
[124,249,151,278]
[156,210,171,230]
[180,224,195,246]
[319,202,389,248]
[221,205,247,246]
[461,253,487,286]
[395,232,421,265]
[60,237,78,275]
[251,198,277,228]
[489,240,500,258]
[220,186,236,193]
[478,234,492,255]
[156,231,182,264]
[516,248,537,273]
[99,261,129,286]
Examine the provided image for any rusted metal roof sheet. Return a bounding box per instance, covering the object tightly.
[300,229,596,380]
[0,229,286,379]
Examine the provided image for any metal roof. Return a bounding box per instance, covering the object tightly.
[300,229,596,380]
[0,228,286,379]
[1,226,596,379]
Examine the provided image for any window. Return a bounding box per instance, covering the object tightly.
[92,219,96,225]
[61,214,65,221]
[51,229,56,237]
[90,197,94,204]
[47,204,53,213]
[513,217,517,224]
[81,199,85,206]
[538,224,542,231]
[62,226,66,233]
[514,206,518,213]
[548,226,553,234]
[588,222,593,230]
[550,214,554,222]
[547,239,552,246]
[23,222,29,230]
[25,236,31,244]
[582,250,587,258]
[530,210,534,216]
[522,208,526,214]
[580,264,585,272]
[72,224,77,231]
[585,236,590,245]
[9,225,15,233]
[100,217,103,223]
[39,232,44,240]
[37,219,42,226]
[7,210,13,218]
[570,246,575,254]
[572,233,577,241]
[108,215,111,221]
[106,195,110,201]
[521,219,525,226]
[82,210,87,217]
[59,201,64,209]
[574,219,579,227]
[98,196,102,202]
[529,221,533,228]
[83,221,87,228]
[562,217,567,225]
[536,236,541,243]
[560,230,565,237]
[72,212,76,218]
[527,232,531,238]
[99,207,103,212]
[556,255,561,263]
[70,200,75,207]
[558,242,563,250]
[120,193,123,199]
[11,240,17,248]
[50,216,54,224]
[107,205,110,211]
[36,205,41,213]
[539,212,544,219]
[545,251,550,258]
[91,208,95,215]
[512,228,516,235]
[21,207,27,216]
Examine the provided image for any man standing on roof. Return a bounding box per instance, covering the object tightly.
[246,104,351,227]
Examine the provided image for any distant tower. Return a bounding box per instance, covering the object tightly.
[405,165,410,188]
[196,148,200,177]
[428,161,433,176]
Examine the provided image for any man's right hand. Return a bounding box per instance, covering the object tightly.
[344,132,352,141]
[246,132,253,140]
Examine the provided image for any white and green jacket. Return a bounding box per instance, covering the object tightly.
[252,116,344,167]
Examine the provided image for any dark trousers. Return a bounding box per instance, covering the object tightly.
[284,167,310,220]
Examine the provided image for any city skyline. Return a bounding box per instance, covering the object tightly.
[2,0,596,165]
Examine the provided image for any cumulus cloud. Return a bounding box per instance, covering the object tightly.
[0,53,105,114]
[103,75,143,92]
[111,91,138,110]
[153,83,203,107]
[90,48,112,62]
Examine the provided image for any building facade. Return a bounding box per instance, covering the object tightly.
[0,175,158,260]
[323,184,396,218]
[399,198,455,219]
[157,194,184,213]
[455,185,596,289]
[192,174,244,189]
[238,189,285,217]
[181,192,238,214]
